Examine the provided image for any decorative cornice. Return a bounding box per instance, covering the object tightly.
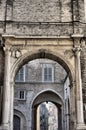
[2,34,71,39]
[71,34,84,38]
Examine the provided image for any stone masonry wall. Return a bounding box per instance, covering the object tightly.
[80,46,86,124]
[81,48,86,101]
[0,0,6,33]
[0,0,6,21]
[13,0,72,22]
[0,47,4,85]
[0,0,85,36]
[0,46,4,124]
[15,59,66,83]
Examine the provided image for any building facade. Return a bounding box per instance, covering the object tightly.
[14,59,67,130]
[0,0,86,130]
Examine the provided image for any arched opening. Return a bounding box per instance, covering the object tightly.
[13,115,20,130]
[13,110,26,130]
[32,90,63,130]
[12,51,74,84]
[37,102,58,130]
[13,51,73,130]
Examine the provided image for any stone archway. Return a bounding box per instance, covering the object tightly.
[32,90,63,130]
[1,37,85,130]
[3,49,74,130]
[11,50,74,84]
[11,50,74,130]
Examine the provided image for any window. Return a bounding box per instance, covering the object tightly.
[18,90,26,100]
[42,64,54,82]
[15,66,25,82]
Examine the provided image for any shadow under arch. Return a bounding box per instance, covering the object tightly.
[32,90,63,130]
[11,49,74,85]
[31,89,64,107]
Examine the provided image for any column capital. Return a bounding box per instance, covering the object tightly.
[3,46,12,57]
[70,80,76,88]
[73,39,86,56]
[3,37,12,53]
[72,37,82,56]
[72,47,82,57]
[72,35,86,55]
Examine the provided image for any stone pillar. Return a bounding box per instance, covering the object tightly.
[32,107,37,130]
[84,0,86,22]
[10,82,14,130]
[2,48,11,130]
[75,47,83,124]
[35,107,37,130]
[73,36,86,130]
[70,81,76,130]
[58,107,62,130]
[37,106,40,130]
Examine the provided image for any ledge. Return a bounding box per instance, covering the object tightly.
[2,34,71,39]
[71,34,84,38]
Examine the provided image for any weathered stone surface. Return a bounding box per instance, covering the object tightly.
[0,0,86,130]
[0,0,6,21]
[13,0,71,22]
[0,0,85,36]
[0,47,4,85]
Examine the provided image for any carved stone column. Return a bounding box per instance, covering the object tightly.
[70,81,76,130]
[2,47,11,130]
[37,106,40,130]
[73,36,86,130]
[84,0,86,22]
[10,82,14,130]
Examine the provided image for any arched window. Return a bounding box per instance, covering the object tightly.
[13,115,20,130]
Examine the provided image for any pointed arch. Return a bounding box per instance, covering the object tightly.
[31,89,64,108]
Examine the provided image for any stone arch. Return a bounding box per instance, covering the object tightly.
[10,49,74,85]
[10,49,73,130]
[31,89,64,107]
[14,109,26,130]
[31,89,63,130]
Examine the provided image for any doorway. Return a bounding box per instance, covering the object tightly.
[14,58,71,130]
[13,115,20,130]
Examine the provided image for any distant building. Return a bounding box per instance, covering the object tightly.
[40,103,48,130]
[14,59,67,130]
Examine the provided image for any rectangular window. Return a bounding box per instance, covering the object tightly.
[15,66,25,82]
[19,91,26,100]
[42,64,54,82]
